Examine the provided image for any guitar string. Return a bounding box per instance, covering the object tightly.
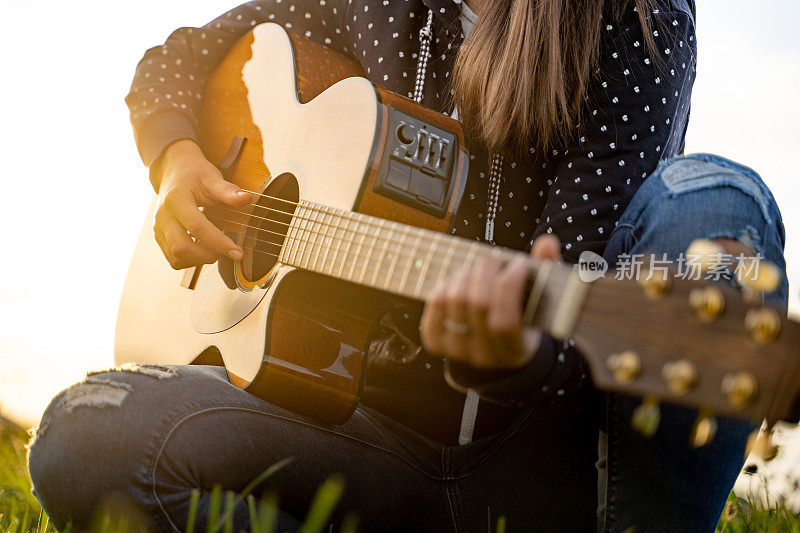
[215,240,502,295]
[231,193,540,273]
[233,186,461,242]
[208,208,521,273]
[211,212,496,272]
[211,202,419,249]
[199,184,509,268]
[208,204,485,265]
[206,212,519,284]
[209,217,479,292]
[214,202,512,267]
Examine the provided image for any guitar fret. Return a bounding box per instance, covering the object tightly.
[463,241,478,269]
[329,209,345,275]
[312,205,326,270]
[290,205,309,266]
[333,215,345,275]
[307,204,322,270]
[414,233,439,297]
[358,220,379,284]
[399,230,423,296]
[385,226,409,291]
[322,207,342,275]
[435,238,457,287]
[523,260,552,325]
[317,206,332,274]
[305,205,321,269]
[301,205,320,270]
[314,206,332,273]
[370,220,390,286]
[347,216,368,281]
[337,215,356,278]
[279,211,295,264]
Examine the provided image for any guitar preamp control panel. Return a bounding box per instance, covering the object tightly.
[373,106,459,218]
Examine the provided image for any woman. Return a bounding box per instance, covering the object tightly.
[28,0,788,531]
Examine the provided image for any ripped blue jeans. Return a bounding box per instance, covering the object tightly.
[27,154,787,532]
[598,153,788,532]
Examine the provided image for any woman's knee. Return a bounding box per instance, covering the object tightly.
[614,154,789,305]
[627,154,784,257]
[27,366,188,529]
[655,154,783,238]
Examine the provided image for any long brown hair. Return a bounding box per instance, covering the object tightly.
[452,0,658,155]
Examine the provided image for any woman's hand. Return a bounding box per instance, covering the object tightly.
[420,235,562,370]
[154,140,252,269]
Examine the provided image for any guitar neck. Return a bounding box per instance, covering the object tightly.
[278,200,587,338]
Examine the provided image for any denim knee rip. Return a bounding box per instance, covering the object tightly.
[656,155,789,307]
[27,364,178,454]
[660,155,775,226]
[60,377,134,413]
[86,363,178,380]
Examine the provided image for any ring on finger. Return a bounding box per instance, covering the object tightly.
[443,317,470,335]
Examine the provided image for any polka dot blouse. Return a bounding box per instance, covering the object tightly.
[125,0,698,438]
[127,0,696,265]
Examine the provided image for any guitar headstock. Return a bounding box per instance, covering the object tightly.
[570,271,800,428]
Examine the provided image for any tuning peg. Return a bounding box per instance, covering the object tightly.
[746,427,779,461]
[606,351,642,384]
[721,371,758,409]
[661,359,697,395]
[686,239,725,273]
[745,307,782,344]
[690,410,718,448]
[639,268,671,300]
[632,396,661,438]
[741,287,763,306]
[689,286,725,322]
[737,259,782,294]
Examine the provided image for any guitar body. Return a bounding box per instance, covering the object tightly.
[115,23,469,423]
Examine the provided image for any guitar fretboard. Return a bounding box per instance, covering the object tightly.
[277,201,585,339]
[278,201,511,299]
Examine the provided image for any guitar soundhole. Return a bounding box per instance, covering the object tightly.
[241,173,299,282]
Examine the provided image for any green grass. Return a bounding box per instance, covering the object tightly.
[2,419,799,532]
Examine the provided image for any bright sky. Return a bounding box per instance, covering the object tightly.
[0,0,798,428]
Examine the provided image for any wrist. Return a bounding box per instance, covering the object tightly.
[442,334,558,406]
[163,139,203,170]
[158,140,203,190]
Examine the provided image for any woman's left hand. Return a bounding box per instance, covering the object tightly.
[420,235,562,369]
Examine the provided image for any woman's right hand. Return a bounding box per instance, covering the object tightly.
[154,139,252,269]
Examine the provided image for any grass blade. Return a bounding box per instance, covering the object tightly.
[206,485,222,533]
[223,491,234,533]
[496,516,506,533]
[255,494,279,533]
[186,489,200,533]
[241,457,295,499]
[299,476,345,533]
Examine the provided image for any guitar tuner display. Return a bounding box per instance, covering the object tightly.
[373,106,460,218]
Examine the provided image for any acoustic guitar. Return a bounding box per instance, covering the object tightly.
[115,23,800,440]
